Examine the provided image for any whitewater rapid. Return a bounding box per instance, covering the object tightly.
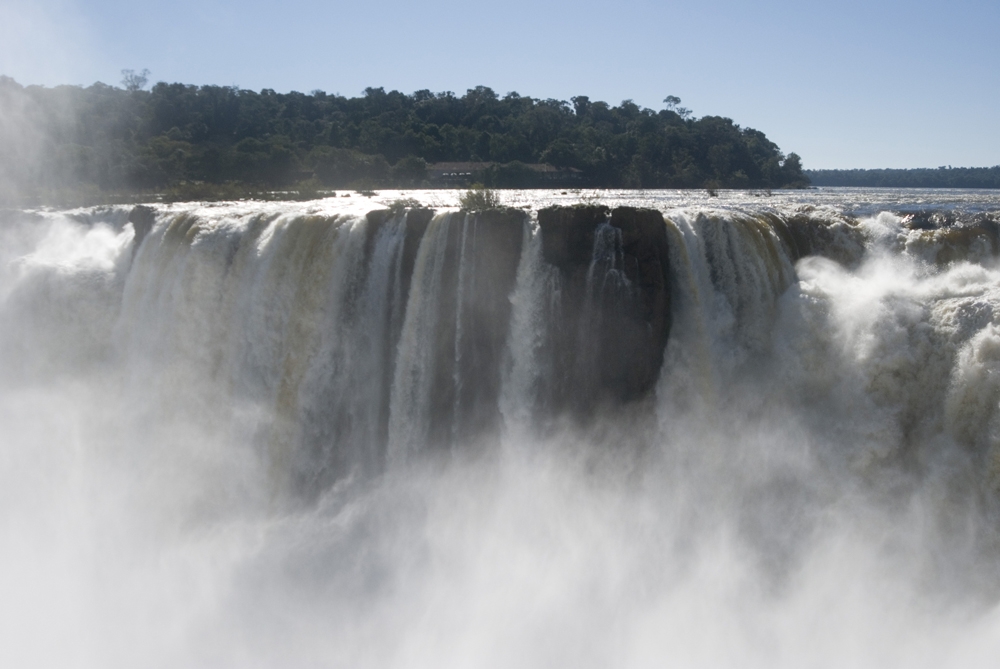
[3,189,1000,667]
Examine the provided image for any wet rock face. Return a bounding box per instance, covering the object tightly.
[127,205,157,252]
[538,205,671,415]
[538,205,608,270]
[608,207,672,399]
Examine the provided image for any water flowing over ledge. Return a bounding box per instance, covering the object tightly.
[4,190,1000,667]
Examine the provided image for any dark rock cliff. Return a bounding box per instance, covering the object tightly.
[127,205,157,255]
[538,205,671,416]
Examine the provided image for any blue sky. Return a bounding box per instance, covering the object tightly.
[2,0,997,169]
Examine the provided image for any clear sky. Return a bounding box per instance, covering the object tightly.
[2,0,997,169]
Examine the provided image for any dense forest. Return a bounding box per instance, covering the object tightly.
[807,167,1000,189]
[0,74,809,204]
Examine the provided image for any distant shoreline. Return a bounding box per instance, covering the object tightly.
[806,166,1000,189]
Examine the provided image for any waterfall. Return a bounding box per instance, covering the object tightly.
[500,216,556,434]
[388,211,456,463]
[658,209,797,410]
[4,193,1000,667]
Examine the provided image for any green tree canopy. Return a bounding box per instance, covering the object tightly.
[0,75,810,201]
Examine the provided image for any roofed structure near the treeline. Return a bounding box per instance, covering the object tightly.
[427,162,583,186]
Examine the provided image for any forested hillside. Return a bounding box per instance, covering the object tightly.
[1,75,808,203]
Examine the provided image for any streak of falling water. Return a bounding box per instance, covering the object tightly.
[388,212,455,464]
[500,215,553,436]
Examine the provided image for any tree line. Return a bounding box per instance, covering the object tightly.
[1,75,809,203]
[806,167,1000,189]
